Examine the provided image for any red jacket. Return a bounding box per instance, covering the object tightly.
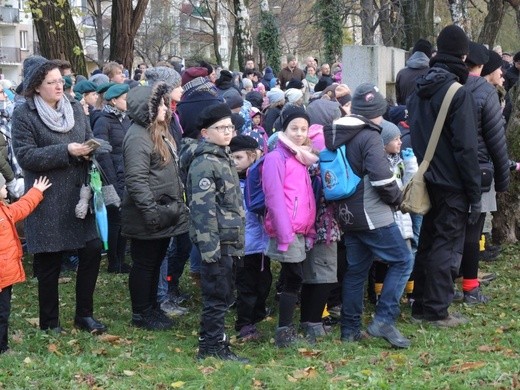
[0,188,43,291]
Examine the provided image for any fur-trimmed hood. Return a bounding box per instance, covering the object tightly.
[127,83,171,127]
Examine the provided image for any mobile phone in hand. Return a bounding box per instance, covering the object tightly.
[84,138,101,150]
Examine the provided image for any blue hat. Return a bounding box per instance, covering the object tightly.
[104,83,130,101]
[74,80,97,95]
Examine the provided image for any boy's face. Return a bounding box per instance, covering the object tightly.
[0,184,7,199]
[385,136,402,155]
[201,118,234,146]
[231,150,255,173]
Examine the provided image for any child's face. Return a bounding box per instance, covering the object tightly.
[202,118,234,146]
[231,150,255,173]
[284,118,308,146]
[0,184,7,199]
[385,136,402,155]
[252,114,261,125]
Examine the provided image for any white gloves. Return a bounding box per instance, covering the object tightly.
[6,177,24,198]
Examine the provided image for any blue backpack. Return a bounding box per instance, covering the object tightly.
[244,155,267,215]
[319,144,361,201]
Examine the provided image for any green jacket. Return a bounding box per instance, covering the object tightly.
[187,141,245,262]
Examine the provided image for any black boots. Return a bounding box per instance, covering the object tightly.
[197,335,249,363]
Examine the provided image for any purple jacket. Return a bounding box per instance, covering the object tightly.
[262,142,316,251]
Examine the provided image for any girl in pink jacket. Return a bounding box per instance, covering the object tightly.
[262,105,317,347]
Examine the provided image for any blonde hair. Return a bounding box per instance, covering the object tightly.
[103,62,123,79]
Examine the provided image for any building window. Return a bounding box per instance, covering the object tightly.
[20,31,28,50]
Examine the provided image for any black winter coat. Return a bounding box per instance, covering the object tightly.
[92,110,132,198]
[407,67,481,204]
[121,86,189,240]
[464,76,510,192]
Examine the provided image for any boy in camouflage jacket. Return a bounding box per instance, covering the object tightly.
[186,103,247,363]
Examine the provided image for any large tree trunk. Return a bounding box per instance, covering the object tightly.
[448,0,472,38]
[30,0,87,76]
[401,0,434,50]
[86,0,106,67]
[109,0,149,76]
[360,0,377,45]
[477,0,506,47]
[234,0,253,72]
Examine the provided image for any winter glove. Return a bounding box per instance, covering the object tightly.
[75,185,92,219]
[468,201,482,225]
[401,147,415,161]
[6,178,24,198]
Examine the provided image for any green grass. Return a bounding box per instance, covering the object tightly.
[1,246,519,389]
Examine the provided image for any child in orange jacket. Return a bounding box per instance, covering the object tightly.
[0,174,51,353]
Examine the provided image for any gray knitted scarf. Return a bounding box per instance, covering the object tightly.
[34,94,75,133]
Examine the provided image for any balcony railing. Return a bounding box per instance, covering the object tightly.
[0,46,21,63]
[0,6,19,24]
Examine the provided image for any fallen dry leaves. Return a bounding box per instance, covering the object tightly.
[448,361,486,373]
[287,366,317,382]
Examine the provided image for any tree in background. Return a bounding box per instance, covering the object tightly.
[27,0,87,75]
[234,0,254,71]
[109,0,149,75]
[314,0,344,64]
[83,0,111,68]
[401,0,434,49]
[257,0,281,74]
[135,0,180,66]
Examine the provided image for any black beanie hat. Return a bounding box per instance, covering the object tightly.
[231,113,245,132]
[466,41,490,66]
[481,49,503,77]
[198,102,232,129]
[281,105,310,130]
[229,135,259,153]
[412,38,432,58]
[314,76,333,92]
[286,78,304,90]
[436,25,469,57]
[351,83,387,119]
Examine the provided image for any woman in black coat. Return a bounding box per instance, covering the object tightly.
[93,83,132,274]
[122,83,189,331]
[11,57,106,334]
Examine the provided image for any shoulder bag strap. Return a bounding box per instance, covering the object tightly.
[417,82,462,175]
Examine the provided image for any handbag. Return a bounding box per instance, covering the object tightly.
[400,82,462,215]
[91,158,121,208]
[480,163,494,193]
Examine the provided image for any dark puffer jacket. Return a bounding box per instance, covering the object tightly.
[407,67,481,204]
[464,75,510,192]
[323,115,401,231]
[92,110,132,198]
[395,51,430,105]
[121,85,189,240]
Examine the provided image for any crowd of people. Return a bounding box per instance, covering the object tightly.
[0,24,517,361]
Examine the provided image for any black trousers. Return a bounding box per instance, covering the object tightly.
[0,286,12,352]
[34,238,102,329]
[166,231,192,291]
[200,255,234,345]
[278,262,304,327]
[129,238,170,313]
[460,213,486,281]
[412,185,468,320]
[327,238,346,308]
[235,253,272,330]
[107,207,127,268]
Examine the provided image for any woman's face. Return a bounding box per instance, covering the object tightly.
[307,66,316,76]
[170,85,183,103]
[284,117,308,146]
[156,98,167,122]
[36,68,64,107]
[112,93,127,111]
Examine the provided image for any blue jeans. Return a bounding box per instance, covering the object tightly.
[190,244,202,274]
[341,223,413,337]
